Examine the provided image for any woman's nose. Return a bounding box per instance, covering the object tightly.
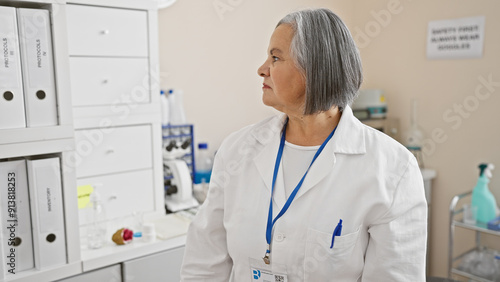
[257,61,269,77]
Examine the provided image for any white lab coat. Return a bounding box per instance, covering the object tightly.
[181,106,427,282]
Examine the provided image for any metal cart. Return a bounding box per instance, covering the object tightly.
[449,191,500,281]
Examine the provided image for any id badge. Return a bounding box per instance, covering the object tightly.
[249,258,288,282]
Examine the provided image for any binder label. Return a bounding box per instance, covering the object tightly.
[2,38,9,68]
[35,166,63,233]
[0,11,22,89]
[19,10,52,87]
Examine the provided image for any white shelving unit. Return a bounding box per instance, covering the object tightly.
[449,191,500,282]
[0,0,187,281]
[0,1,81,281]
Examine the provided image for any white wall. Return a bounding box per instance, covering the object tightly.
[352,0,500,277]
[158,0,354,155]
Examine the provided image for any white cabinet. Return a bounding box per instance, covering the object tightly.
[66,0,181,278]
[66,0,164,234]
[0,0,185,281]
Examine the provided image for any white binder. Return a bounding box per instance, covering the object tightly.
[17,8,58,127]
[0,7,26,129]
[0,160,35,275]
[27,158,66,269]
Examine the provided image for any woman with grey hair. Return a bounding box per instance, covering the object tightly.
[181,8,427,281]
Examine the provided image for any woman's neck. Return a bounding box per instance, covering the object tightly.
[285,107,341,146]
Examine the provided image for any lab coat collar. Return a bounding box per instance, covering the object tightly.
[250,106,366,154]
[251,105,366,207]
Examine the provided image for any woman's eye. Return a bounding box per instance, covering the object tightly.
[272,56,279,62]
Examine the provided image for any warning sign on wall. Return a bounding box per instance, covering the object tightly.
[427,16,485,60]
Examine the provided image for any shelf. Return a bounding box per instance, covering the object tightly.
[451,268,494,282]
[451,247,500,282]
[6,262,81,282]
[453,220,500,236]
[161,124,193,129]
[162,133,193,139]
[0,138,76,159]
[0,125,74,146]
[81,235,186,272]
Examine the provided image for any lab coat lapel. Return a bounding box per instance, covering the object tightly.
[252,114,287,209]
[294,106,366,200]
[295,142,336,200]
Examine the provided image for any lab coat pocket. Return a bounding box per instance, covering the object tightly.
[304,226,360,279]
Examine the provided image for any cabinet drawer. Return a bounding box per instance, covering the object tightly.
[77,169,155,225]
[56,264,121,282]
[75,125,152,178]
[70,57,150,107]
[67,5,148,57]
[122,247,185,282]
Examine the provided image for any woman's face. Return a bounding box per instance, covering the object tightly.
[257,24,306,114]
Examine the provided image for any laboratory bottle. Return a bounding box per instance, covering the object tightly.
[471,163,498,223]
[160,90,170,126]
[402,99,424,167]
[87,185,107,249]
[194,143,213,185]
[168,89,187,125]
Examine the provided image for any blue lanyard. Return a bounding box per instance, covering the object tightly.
[263,118,337,263]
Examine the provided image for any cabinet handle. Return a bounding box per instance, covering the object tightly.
[101,29,110,35]
[105,148,115,154]
[102,79,109,84]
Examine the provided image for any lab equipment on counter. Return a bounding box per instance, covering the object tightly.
[456,248,500,281]
[488,216,500,231]
[87,184,107,250]
[164,159,199,213]
[402,99,425,168]
[167,88,187,126]
[163,138,191,160]
[111,228,133,245]
[162,124,195,176]
[160,90,170,126]
[353,89,400,142]
[352,89,387,120]
[471,163,498,223]
[145,209,196,240]
[463,204,478,225]
[194,142,213,184]
[142,223,156,243]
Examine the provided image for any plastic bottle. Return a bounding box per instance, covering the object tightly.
[402,99,425,167]
[194,143,213,185]
[160,90,170,126]
[168,89,187,125]
[471,163,498,223]
[87,185,107,249]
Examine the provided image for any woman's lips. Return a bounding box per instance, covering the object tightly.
[263,83,271,89]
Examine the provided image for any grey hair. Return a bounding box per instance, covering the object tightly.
[277,8,363,114]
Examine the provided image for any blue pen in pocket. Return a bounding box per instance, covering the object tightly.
[330,219,343,248]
